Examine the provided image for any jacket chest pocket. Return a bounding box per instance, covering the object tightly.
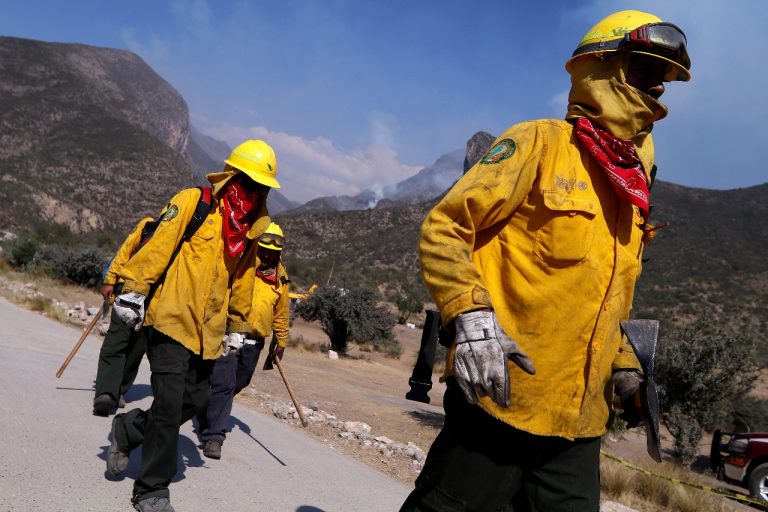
[187,224,216,261]
[534,191,597,265]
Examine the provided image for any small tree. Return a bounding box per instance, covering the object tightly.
[295,286,398,356]
[656,322,760,464]
[395,291,423,325]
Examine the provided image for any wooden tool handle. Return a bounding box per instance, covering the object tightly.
[56,302,105,378]
[274,356,308,427]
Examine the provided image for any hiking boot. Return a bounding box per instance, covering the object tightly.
[202,440,222,459]
[117,396,126,408]
[107,415,130,476]
[132,496,175,512]
[93,394,115,416]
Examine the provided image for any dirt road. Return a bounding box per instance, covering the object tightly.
[0,297,410,512]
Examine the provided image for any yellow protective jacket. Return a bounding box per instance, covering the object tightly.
[420,118,647,439]
[120,174,271,359]
[103,217,154,286]
[248,260,290,347]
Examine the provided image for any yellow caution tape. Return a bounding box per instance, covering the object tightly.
[600,450,768,510]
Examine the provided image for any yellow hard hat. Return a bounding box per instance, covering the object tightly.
[225,139,281,189]
[565,10,691,82]
[258,222,285,251]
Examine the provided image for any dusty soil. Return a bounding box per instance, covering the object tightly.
[236,317,447,485]
[0,265,760,510]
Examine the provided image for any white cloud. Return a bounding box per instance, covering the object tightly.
[193,119,423,203]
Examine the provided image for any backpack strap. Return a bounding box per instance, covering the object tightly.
[181,186,212,241]
[146,187,213,301]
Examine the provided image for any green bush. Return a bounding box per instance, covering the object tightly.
[656,322,760,464]
[45,247,107,287]
[295,286,399,357]
[7,237,38,268]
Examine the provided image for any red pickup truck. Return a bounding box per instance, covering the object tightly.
[711,430,768,503]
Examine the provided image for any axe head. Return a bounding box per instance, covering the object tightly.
[620,319,662,463]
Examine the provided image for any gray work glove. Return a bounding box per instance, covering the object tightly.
[113,292,145,332]
[222,332,245,356]
[613,369,644,428]
[453,310,536,408]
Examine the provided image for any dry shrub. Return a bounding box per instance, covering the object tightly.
[286,334,320,353]
[600,456,744,512]
[25,295,51,312]
[23,295,66,322]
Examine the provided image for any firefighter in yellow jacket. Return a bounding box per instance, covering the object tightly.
[401,11,691,512]
[106,140,278,512]
[197,222,290,460]
[92,216,154,416]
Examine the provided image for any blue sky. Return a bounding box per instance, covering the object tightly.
[2,1,766,202]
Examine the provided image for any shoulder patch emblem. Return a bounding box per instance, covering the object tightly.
[162,204,179,222]
[481,138,516,164]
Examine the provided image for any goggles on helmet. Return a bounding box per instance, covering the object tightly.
[258,233,285,249]
[573,22,690,80]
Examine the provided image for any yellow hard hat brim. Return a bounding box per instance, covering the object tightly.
[224,159,282,189]
[257,242,284,251]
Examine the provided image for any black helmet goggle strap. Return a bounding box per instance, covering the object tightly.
[623,22,690,71]
[573,22,690,73]
[258,233,285,248]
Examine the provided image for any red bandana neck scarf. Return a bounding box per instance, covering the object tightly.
[256,266,277,284]
[574,118,650,219]
[222,180,257,257]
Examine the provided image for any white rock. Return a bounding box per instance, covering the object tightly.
[343,421,372,436]
[24,282,36,291]
[328,350,339,360]
[273,404,293,419]
[374,436,394,445]
[600,501,640,512]
[87,307,100,316]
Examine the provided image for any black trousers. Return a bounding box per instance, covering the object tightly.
[94,309,148,401]
[400,381,601,512]
[197,339,263,442]
[112,329,213,501]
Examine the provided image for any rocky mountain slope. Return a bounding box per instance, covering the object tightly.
[0,36,199,234]
[0,36,299,235]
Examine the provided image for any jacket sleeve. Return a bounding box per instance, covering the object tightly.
[120,190,198,296]
[227,235,258,334]
[227,211,272,333]
[104,216,154,285]
[272,266,290,347]
[420,123,543,325]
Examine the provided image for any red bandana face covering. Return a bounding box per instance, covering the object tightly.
[256,266,277,284]
[222,180,258,257]
[574,118,650,219]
